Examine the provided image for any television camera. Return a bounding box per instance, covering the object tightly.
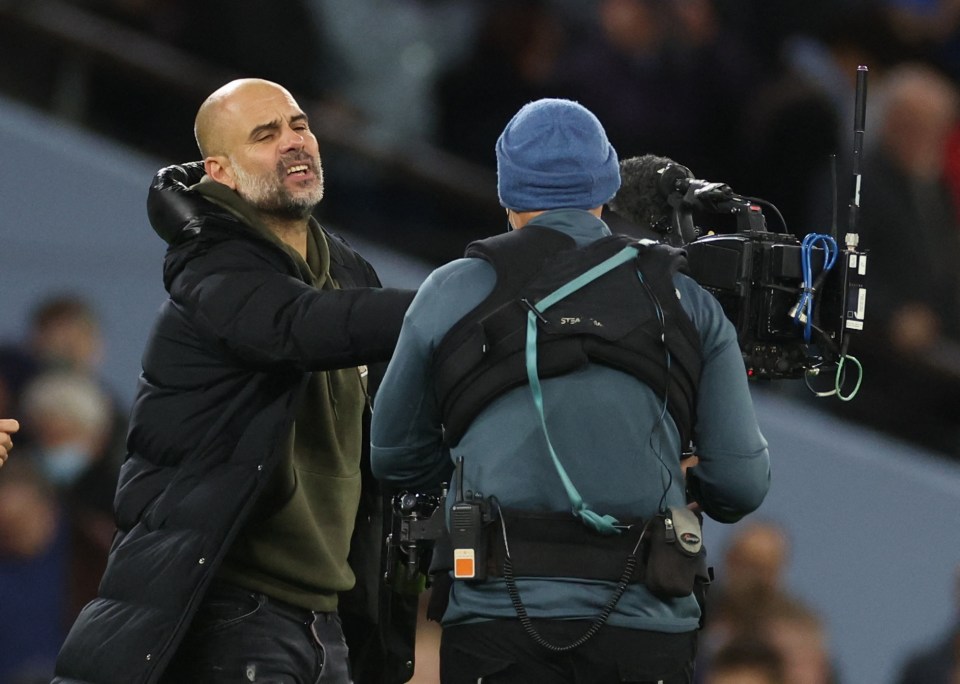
[612,67,870,396]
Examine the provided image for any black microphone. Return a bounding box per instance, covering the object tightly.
[610,154,704,246]
[659,164,736,209]
[608,154,682,234]
[611,154,743,245]
[656,161,695,197]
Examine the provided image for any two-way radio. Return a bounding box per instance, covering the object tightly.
[449,455,489,580]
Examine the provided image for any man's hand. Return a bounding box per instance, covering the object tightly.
[0,419,20,468]
[680,454,699,477]
[681,454,701,513]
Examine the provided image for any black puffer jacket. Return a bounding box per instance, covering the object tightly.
[53,163,418,684]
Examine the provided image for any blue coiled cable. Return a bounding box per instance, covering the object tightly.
[794,233,838,342]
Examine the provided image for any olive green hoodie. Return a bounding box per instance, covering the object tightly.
[195,177,368,611]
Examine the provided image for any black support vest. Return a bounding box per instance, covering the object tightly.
[432,226,703,449]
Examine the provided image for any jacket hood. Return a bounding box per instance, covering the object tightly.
[147,161,238,246]
[148,162,321,295]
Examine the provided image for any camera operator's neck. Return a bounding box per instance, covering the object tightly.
[506,207,603,230]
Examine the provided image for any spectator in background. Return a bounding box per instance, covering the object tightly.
[861,62,960,352]
[28,295,104,371]
[882,0,960,82]
[20,371,113,495]
[764,599,836,684]
[304,0,482,145]
[704,637,786,684]
[435,0,567,166]
[714,520,791,599]
[894,563,960,684]
[176,0,337,102]
[28,295,128,466]
[738,5,903,236]
[550,0,680,159]
[47,0,344,161]
[709,0,845,75]
[704,520,795,650]
[0,416,18,467]
[828,61,960,456]
[663,0,761,181]
[0,294,129,467]
[19,369,116,513]
[700,521,840,684]
[551,0,756,178]
[19,370,117,622]
[0,458,70,683]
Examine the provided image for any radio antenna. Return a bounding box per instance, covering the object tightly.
[829,153,839,241]
[838,65,869,363]
[846,65,869,250]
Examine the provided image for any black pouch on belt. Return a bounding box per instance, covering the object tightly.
[644,505,705,598]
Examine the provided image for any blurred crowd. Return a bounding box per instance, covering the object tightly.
[3,0,958,455]
[698,523,960,684]
[0,296,126,681]
[1,309,956,684]
[405,517,960,684]
[2,0,960,680]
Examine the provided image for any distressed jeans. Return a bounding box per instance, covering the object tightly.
[162,581,353,684]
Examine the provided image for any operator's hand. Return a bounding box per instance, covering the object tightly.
[681,454,701,513]
[0,419,20,468]
[680,454,699,477]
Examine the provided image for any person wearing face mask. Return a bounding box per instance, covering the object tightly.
[53,78,417,684]
[19,370,117,627]
[19,370,113,498]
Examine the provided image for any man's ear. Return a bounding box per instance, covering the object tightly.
[204,156,236,189]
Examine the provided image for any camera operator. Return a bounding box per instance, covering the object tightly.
[371,98,770,683]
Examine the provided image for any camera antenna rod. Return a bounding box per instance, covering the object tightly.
[846,65,869,249]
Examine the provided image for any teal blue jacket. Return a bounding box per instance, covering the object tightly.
[371,209,770,632]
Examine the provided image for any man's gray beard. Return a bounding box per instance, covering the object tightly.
[231,157,324,220]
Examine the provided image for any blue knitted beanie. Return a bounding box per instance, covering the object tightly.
[496,98,620,211]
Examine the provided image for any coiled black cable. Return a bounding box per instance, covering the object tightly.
[499,511,648,652]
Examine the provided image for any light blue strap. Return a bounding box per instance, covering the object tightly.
[525,244,640,535]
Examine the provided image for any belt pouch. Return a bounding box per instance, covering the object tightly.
[644,505,705,598]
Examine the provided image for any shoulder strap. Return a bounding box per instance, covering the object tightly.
[524,243,648,535]
[432,227,574,419]
[433,231,702,451]
[456,227,575,330]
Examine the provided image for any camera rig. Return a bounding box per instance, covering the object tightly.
[384,488,446,592]
[667,67,870,393]
[681,198,866,381]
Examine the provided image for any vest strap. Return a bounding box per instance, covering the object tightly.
[524,245,644,534]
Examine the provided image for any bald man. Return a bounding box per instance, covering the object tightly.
[191,78,326,259]
[53,79,418,684]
